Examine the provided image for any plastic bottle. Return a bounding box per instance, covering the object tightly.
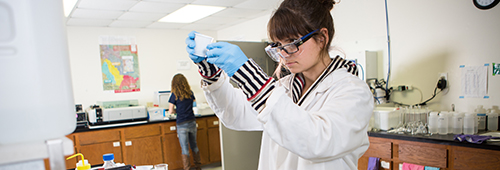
[446,112,453,134]
[66,153,91,170]
[428,112,439,134]
[488,109,498,131]
[475,105,487,131]
[438,112,448,135]
[193,101,199,116]
[102,153,117,169]
[463,113,476,135]
[452,112,463,134]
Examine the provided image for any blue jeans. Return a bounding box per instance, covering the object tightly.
[177,119,199,156]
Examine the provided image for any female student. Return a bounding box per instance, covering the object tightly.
[185,0,373,169]
[168,74,201,170]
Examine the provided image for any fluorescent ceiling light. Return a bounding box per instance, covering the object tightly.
[158,4,226,23]
[63,0,78,17]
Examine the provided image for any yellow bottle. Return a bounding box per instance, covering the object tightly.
[66,153,91,170]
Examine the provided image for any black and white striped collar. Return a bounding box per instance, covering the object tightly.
[291,56,358,106]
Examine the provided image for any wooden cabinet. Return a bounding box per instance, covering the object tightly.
[358,136,500,170]
[398,141,447,168]
[123,135,164,166]
[123,124,163,166]
[207,116,221,162]
[76,129,123,166]
[66,115,221,170]
[195,118,210,165]
[162,121,183,170]
[452,146,500,170]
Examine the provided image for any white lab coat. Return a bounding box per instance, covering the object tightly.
[202,68,374,170]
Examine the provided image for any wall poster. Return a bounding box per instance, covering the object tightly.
[99,36,140,93]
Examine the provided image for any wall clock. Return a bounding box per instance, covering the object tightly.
[473,0,500,10]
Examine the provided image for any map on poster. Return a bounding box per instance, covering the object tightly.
[99,36,140,93]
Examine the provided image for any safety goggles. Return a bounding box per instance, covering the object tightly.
[265,29,319,62]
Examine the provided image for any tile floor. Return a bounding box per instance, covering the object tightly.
[200,162,222,170]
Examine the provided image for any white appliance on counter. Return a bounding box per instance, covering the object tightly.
[87,106,147,125]
[148,107,166,121]
[372,107,400,131]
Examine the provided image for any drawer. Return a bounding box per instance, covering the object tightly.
[363,137,392,159]
[78,129,120,145]
[163,121,178,134]
[398,143,447,168]
[206,116,219,128]
[196,118,207,129]
[124,124,161,139]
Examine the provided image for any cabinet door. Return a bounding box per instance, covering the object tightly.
[208,127,221,162]
[196,128,210,164]
[164,133,183,170]
[452,146,500,170]
[124,124,161,139]
[123,135,164,166]
[78,129,120,145]
[79,142,123,166]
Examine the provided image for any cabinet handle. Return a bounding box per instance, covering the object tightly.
[196,123,199,128]
[125,141,132,146]
[113,142,120,147]
[170,126,176,131]
[213,120,219,125]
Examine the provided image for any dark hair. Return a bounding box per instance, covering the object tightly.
[268,0,336,78]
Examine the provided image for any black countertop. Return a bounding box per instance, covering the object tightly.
[74,115,500,151]
[73,114,216,133]
[368,130,500,151]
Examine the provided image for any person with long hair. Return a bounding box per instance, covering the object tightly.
[168,74,201,170]
[185,0,373,169]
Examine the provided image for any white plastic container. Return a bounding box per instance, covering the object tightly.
[452,112,463,134]
[373,107,400,131]
[438,112,449,135]
[446,112,453,134]
[475,105,487,131]
[463,113,476,135]
[0,0,75,145]
[487,110,498,131]
[428,112,439,134]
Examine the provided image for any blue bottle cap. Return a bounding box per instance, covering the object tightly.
[103,153,114,161]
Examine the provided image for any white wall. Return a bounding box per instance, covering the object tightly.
[217,0,500,113]
[67,27,216,108]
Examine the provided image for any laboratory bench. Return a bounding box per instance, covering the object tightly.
[358,131,500,170]
[45,114,221,170]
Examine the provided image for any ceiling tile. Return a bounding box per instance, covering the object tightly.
[66,18,113,27]
[109,20,154,28]
[129,1,185,13]
[119,12,167,21]
[71,9,124,19]
[180,23,222,31]
[77,0,139,11]
[233,0,281,10]
[191,0,247,7]
[211,8,264,18]
[195,16,240,24]
[146,22,187,29]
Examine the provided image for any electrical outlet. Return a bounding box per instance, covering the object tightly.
[439,72,448,81]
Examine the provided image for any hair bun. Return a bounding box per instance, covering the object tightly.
[318,0,336,11]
